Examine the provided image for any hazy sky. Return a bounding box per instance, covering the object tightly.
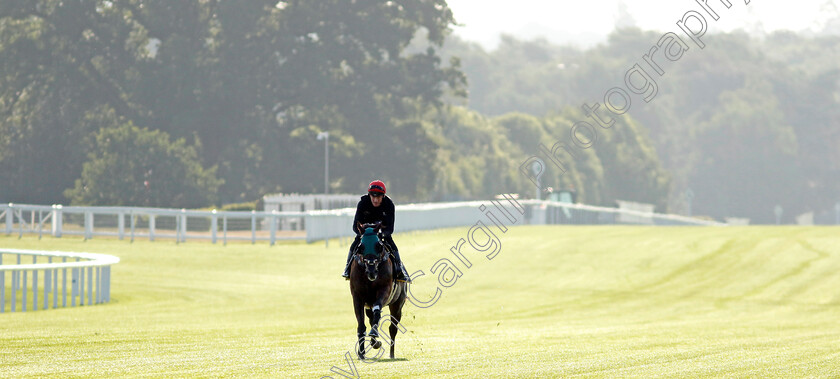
[446,0,835,48]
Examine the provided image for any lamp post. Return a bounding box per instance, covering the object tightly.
[317,131,329,195]
[531,158,544,200]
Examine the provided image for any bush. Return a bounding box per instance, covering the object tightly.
[221,202,256,212]
[65,123,223,208]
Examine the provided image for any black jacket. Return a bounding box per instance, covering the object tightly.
[352,194,395,236]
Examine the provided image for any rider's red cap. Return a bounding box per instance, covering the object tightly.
[368,180,386,194]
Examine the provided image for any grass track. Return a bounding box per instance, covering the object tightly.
[2,226,840,377]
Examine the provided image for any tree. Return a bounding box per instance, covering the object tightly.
[1,0,465,204]
[65,122,222,208]
[688,77,800,222]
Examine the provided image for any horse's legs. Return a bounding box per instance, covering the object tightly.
[368,303,383,349]
[353,297,367,359]
[366,302,382,335]
[365,308,374,324]
[388,302,404,359]
[365,308,382,349]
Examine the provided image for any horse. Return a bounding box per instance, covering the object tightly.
[349,222,407,360]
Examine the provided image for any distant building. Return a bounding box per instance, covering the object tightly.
[795,212,814,226]
[262,193,359,230]
[615,200,654,225]
[725,217,750,226]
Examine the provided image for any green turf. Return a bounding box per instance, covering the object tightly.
[2,226,840,378]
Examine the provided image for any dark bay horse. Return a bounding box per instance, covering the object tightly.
[349,222,407,360]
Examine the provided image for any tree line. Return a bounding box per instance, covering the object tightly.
[1,0,463,208]
[439,28,840,223]
[2,1,838,223]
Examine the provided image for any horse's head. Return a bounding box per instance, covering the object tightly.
[356,223,387,282]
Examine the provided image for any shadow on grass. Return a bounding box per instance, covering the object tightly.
[360,357,409,363]
[380,357,408,362]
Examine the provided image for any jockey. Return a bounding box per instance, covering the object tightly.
[342,180,411,282]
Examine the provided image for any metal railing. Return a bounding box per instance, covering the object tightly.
[304,198,724,242]
[535,200,724,226]
[1,200,723,245]
[1,204,307,245]
[1,249,119,313]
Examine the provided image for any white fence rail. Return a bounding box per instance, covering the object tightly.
[1,199,722,244]
[305,198,724,242]
[1,204,307,245]
[1,249,119,313]
[304,201,493,242]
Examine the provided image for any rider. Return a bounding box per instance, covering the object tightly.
[341,180,411,282]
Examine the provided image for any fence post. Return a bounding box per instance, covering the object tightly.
[130,211,136,243]
[33,258,38,311]
[62,258,67,307]
[52,205,63,237]
[45,266,51,309]
[12,271,17,312]
[149,214,156,242]
[104,266,111,302]
[87,266,93,306]
[84,210,93,240]
[118,211,125,240]
[223,215,228,246]
[78,261,84,305]
[251,210,257,244]
[71,267,78,307]
[17,207,23,238]
[5,203,12,235]
[53,267,58,309]
[96,266,102,304]
[180,209,187,243]
[211,210,218,244]
[23,270,27,311]
[270,211,277,246]
[175,212,180,245]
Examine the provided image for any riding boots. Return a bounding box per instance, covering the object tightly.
[390,250,412,283]
[341,247,354,280]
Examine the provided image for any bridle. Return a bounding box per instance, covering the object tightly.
[355,224,390,280]
[355,238,388,267]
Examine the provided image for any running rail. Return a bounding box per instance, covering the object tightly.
[0,249,120,313]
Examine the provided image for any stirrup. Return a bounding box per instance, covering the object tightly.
[395,268,411,283]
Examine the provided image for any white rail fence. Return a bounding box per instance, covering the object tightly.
[1,204,307,245]
[1,249,119,313]
[305,198,724,242]
[1,199,723,244]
